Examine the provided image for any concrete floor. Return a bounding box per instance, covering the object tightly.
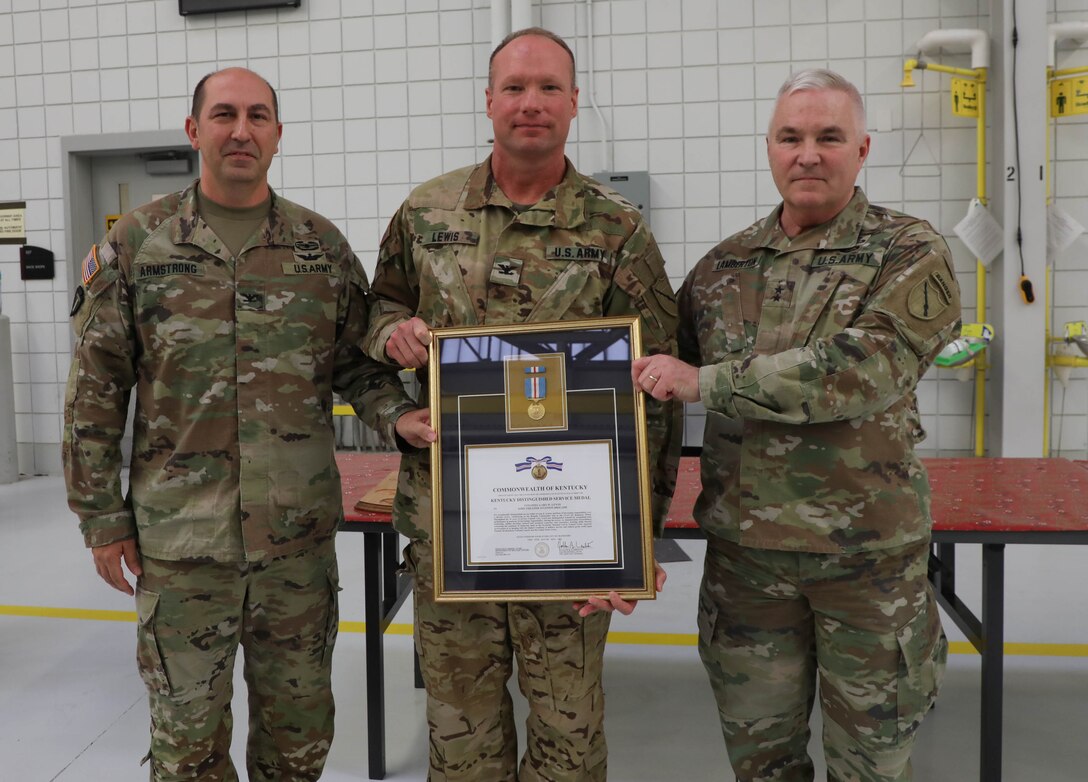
[3,472,1088,781]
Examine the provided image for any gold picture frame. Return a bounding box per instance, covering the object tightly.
[428,316,655,602]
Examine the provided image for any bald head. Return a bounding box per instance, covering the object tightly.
[192,67,279,122]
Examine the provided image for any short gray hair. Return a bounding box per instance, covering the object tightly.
[769,68,866,136]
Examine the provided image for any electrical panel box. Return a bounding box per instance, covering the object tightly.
[593,171,651,227]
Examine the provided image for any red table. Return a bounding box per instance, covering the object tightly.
[339,453,1088,782]
[923,457,1088,782]
[337,453,407,782]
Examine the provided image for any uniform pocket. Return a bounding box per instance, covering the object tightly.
[696,583,720,648]
[895,598,947,740]
[321,561,342,667]
[511,605,608,708]
[134,588,172,697]
[632,276,679,344]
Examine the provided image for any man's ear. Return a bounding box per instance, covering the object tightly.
[858,133,871,166]
[185,116,200,151]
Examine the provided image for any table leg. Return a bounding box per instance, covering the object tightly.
[980,543,1005,782]
[382,531,399,613]
[936,542,956,599]
[363,531,387,780]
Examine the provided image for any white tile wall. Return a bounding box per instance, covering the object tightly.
[2,0,1088,474]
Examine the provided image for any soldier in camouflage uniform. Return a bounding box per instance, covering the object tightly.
[62,68,413,781]
[364,29,680,782]
[633,70,959,781]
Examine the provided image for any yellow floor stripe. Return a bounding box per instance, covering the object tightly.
[4,606,1088,657]
[1,605,136,623]
[607,630,698,646]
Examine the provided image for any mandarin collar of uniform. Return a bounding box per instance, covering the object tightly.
[173,180,294,259]
[461,155,587,229]
[746,187,869,253]
[251,188,295,249]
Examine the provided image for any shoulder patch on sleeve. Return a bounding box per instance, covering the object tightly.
[80,241,118,287]
[80,245,102,286]
[907,268,954,321]
[69,285,85,317]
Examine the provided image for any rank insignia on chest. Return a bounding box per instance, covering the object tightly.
[238,290,265,311]
[490,256,523,286]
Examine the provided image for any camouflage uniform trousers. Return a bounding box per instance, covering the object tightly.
[134,541,341,781]
[697,536,946,782]
[407,540,611,781]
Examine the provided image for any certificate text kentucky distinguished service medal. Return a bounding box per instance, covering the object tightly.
[465,441,617,565]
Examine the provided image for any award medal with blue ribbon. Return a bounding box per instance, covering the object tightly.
[524,365,547,420]
[515,455,564,481]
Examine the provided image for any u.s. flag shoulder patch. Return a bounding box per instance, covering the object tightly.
[81,245,101,286]
[81,242,116,286]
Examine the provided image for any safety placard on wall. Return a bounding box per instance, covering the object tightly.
[950,77,979,118]
[1050,76,1088,118]
[0,201,26,245]
[105,214,121,232]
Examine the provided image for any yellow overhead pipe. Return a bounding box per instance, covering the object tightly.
[1050,64,1088,78]
[902,53,989,457]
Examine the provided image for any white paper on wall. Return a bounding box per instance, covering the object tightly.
[1046,204,1085,264]
[953,199,1004,266]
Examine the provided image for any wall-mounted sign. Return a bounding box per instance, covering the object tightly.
[106,214,121,232]
[20,245,55,280]
[1051,76,1088,118]
[950,78,979,118]
[0,201,26,245]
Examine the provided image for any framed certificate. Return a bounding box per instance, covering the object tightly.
[428,316,655,602]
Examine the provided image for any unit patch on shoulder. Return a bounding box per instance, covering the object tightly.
[907,269,954,321]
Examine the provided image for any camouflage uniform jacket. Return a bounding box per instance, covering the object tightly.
[63,181,415,561]
[366,156,681,540]
[678,188,961,553]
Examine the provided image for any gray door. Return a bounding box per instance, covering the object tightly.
[88,152,196,242]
